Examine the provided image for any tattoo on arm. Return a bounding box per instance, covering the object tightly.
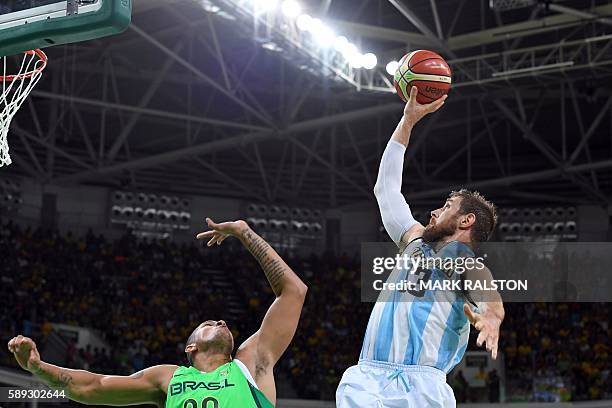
[130,370,145,379]
[242,230,286,295]
[48,371,74,389]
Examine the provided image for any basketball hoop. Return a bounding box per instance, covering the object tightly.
[0,49,47,167]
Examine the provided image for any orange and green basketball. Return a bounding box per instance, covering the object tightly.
[393,50,452,104]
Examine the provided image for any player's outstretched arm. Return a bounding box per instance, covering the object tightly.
[374,86,447,246]
[197,218,307,366]
[462,264,505,360]
[7,336,174,406]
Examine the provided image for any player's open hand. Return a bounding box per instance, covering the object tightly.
[463,303,501,360]
[196,218,249,246]
[403,86,447,128]
[7,335,41,373]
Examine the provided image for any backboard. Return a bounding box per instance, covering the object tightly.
[0,0,132,57]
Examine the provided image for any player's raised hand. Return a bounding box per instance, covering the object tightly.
[196,218,249,247]
[7,335,41,372]
[463,303,501,360]
[403,86,447,128]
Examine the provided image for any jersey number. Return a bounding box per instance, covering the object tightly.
[183,398,219,408]
[406,267,432,298]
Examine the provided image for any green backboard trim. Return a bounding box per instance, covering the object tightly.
[0,0,132,57]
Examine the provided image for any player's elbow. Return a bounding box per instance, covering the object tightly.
[287,281,308,301]
[69,377,101,404]
[295,282,308,299]
[373,180,383,199]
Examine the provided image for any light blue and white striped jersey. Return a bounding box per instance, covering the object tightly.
[360,238,475,373]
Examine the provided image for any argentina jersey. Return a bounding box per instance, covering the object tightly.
[360,238,475,373]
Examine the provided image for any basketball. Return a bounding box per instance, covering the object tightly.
[393,50,452,104]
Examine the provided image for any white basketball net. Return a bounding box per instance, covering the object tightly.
[0,50,47,167]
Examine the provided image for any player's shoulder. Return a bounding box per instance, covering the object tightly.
[139,364,180,384]
[146,364,181,373]
[400,224,425,249]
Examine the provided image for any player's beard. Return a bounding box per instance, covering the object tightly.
[422,215,458,243]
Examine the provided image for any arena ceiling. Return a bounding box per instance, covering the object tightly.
[4,0,612,209]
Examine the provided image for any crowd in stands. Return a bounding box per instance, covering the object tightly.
[0,220,610,401]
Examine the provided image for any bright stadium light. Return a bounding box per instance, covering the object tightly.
[342,42,363,68]
[310,19,334,47]
[253,0,278,12]
[362,53,377,69]
[386,60,399,75]
[348,54,363,69]
[342,42,359,59]
[307,17,323,33]
[281,0,301,17]
[203,3,220,13]
[296,14,312,31]
[334,35,349,53]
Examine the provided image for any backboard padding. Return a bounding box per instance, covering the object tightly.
[0,0,131,57]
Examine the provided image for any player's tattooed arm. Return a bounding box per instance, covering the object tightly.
[197,218,307,298]
[8,335,173,406]
[238,225,307,370]
[32,364,74,389]
[241,229,288,295]
[198,218,307,375]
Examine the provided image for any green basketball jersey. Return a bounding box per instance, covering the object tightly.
[165,362,274,408]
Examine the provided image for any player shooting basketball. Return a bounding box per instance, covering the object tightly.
[336,87,505,408]
[8,218,307,408]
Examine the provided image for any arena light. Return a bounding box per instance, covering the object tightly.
[281,0,301,18]
[180,212,191,223]
[362,53,378,70]
[342,43,363,68]
[310,20,335,48]
[261,41,283,52]
[334,36,349,53]
[203,2,221,13]
[348,53,364,69]
[489,0,536,11]
[386,60,399,75]
[296,13,311,31]
[252,0,278,13]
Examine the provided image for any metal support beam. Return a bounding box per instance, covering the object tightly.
[252,143,272,201]
[429,0,444,40]
[388,0,440,43]
[129,24,276,128]
[31,91,266,132]
[447,4,612,50]
[71,108,97,163]
[547,3,612,27]
[345,123,374,189]
[289,136,370,200]
[106,41,184,161]
[568,94,612,165]
[496,98,609,203]
[195,158,265,202]
[294,132,322,197]
[406,158,612,200]
[53,103,402,183]
[11,126,94,171]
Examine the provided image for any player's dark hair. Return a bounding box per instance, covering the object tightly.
[449,189,497,242]
[185,327,198,366]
